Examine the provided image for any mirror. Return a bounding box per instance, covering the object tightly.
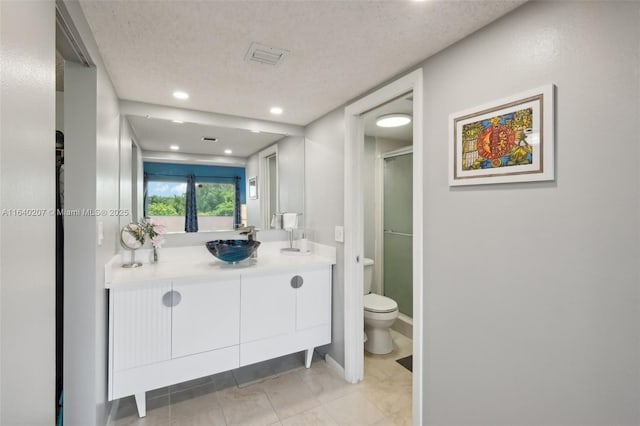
[120,223,144,250]
[120,113,305,234]
[248,177,257,200]
[245,135,305,230]
[120,223,144,267]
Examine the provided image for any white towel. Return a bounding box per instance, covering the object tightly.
[282,213,298,230]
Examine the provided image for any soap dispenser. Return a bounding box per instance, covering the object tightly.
[298,232,308,253]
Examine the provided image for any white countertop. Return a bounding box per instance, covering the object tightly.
[105,242,336,289]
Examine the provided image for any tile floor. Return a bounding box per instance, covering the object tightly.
[109,330,412,426]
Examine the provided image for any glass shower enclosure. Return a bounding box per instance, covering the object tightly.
[383,152,413,316]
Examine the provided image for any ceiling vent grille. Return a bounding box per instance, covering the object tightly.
[244,42,289,66]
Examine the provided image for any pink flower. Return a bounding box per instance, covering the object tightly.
[151,235,165,248]
[153,224,167,235]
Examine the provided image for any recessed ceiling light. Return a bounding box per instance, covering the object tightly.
[172,120,184,124]
[173,91,189,100]
[169,145,180,151]
[376,113,412,128]
[224,149,232,155]
[270,106,283,115]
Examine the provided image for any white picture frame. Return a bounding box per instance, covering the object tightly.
[449,84,555,186]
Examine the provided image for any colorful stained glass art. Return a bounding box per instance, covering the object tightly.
[461,107,533,171]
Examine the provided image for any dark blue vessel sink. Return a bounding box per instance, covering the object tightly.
[206,240,261,263]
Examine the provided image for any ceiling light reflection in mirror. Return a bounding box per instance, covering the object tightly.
[127,115,286,158]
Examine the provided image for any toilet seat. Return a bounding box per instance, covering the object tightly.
[364,293,398,313]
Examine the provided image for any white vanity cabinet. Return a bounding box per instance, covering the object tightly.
[109,276,242,417]
[111,281,172,372]
[171,277,240,358]
[108,262,332,418]
[240,268,332,367]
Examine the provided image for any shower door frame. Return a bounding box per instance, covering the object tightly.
[376,146,414,305]
[343,68,423,426]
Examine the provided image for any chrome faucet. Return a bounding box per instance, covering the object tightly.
[237,225,257,241]
[237,225,258,258]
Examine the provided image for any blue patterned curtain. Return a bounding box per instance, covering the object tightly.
[185,174,198,232]
[143,172,149,218]
[234,177,241,227]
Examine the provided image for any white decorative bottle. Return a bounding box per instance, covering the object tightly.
[298,232,308,253]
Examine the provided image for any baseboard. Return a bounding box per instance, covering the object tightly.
[391,313,413,339]
[324,353,345,379]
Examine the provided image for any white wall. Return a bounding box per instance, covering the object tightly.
[246,153,260,226]
[305,1,640,423]
[245,136,306,231]
[305,108,346,364]
[119,118,135,229]
[277,136,305,227]
[64,60,99,426]
[0,1,56,424]
[419,2,640,424]
[63,1,123,424]
[94,47,121,426]
[121,125,143,223]
[133,141,143,221]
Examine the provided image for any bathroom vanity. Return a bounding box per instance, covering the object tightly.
[105,245,334,417]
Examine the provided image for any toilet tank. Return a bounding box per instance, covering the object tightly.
[363,258,374,294]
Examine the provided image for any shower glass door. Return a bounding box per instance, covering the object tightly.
[383,152,413,317]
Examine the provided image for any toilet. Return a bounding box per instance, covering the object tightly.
[363,258,399,354]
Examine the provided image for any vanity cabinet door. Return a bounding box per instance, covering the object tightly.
[111,281,172,371]
[171,277,241,359]
[295,268,332,331]
[241,274,296,343]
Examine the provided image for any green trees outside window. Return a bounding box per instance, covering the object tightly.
[195,183,235,217]
[147,181,235,232]
[147,182,234,217]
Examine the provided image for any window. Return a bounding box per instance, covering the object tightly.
[195,182,235,231]
[143,162,246,233]
[146,181,186,233]
[145,180,238,233]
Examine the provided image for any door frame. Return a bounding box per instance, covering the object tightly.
[343,68,424,426]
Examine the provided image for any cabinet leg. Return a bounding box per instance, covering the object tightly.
[305,348,314,368]
[134,392,146,418]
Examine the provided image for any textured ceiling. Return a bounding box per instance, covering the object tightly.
[79,0,526,127]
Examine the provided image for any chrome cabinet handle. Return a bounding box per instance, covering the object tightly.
[162,290,182,307]
[290,275,304,289]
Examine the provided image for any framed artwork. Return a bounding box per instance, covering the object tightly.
[248,176,257,199]
[449,84,555,186]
